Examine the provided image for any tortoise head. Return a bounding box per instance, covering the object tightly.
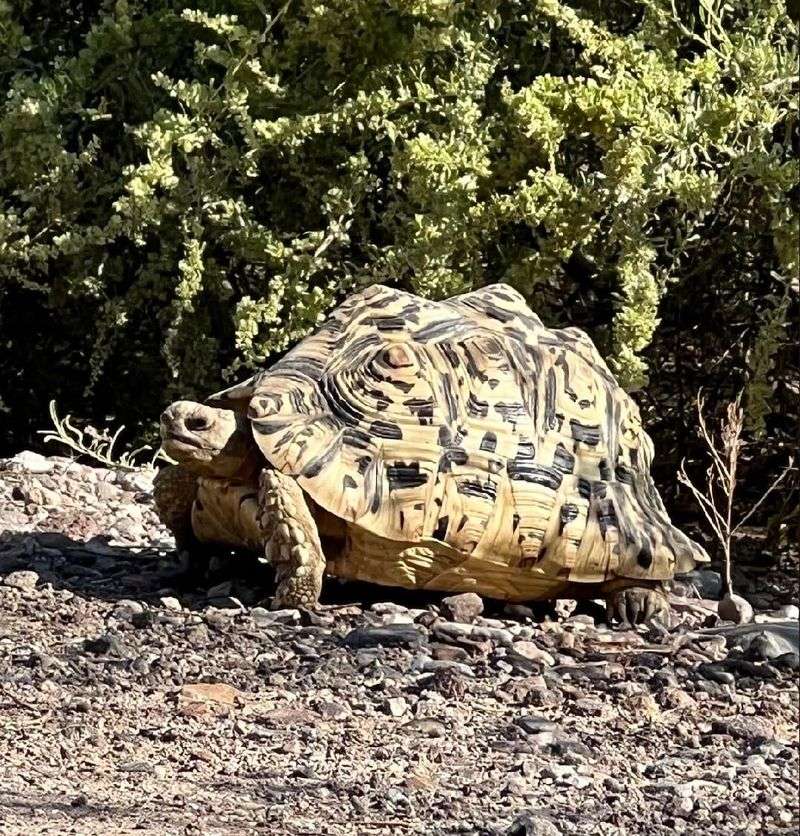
[159,400,257,478]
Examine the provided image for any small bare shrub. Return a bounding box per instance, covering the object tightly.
[678,393,794,596]
[39,400,173,472]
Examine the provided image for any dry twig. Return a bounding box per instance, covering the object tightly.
[677,392,794,594]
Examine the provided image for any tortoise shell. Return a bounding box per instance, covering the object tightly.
[209,284,707,588]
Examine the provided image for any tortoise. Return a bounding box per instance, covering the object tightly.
[153,283,709,624]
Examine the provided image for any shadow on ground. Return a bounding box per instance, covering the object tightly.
[0,529,573,621]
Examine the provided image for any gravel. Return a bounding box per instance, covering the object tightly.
[0,451,797,835]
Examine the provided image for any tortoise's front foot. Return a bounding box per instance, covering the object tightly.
[607,586,670,627]
[272,573,322,610]
[259,468,325,610]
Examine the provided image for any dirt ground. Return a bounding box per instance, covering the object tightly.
[0,452,797,836]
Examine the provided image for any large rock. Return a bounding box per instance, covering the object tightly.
[2,450,53,474]
[441,592,484,623]
[2,570,39,591]
[718,593,754,624]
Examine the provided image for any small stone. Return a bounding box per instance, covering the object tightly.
[441,592,484,623]
[252,607,300,626]
[385,697,408,717]
[95,482,119,501]
[115,471,154,493]
[777,604,799,620]
[716,715,775,743]
[718,593,754,625]
[430,643,470,662]
[343,624,424,649]
[159,596,182,611]
[317,701,350,720]
[506,812,562,836]
[2,570,39,591]
[512,641,555,667]
[370,602,409,615]
[697,663,735,685]
[401,718,447,738]
[514,714,559,735]
[206,580,233,598]
[111,600,145,619]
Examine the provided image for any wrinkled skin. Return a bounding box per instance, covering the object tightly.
[160,401,256,479]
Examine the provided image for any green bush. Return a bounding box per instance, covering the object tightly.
[1,1,797,516]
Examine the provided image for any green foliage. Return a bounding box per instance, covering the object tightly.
[1,0,797,474]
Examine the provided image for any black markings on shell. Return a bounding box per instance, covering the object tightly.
[570,420,601,446]
[433,516,449,540]
[553,444,575,474]
[221,282,703,585]
[559,503,580,534]
[466,394,489,418]
[386,462,427,492]
[615,465,635,485]
[438,449,469,473]
[480,432,497,452]
[457,479,497,502]
[370,420,403,440]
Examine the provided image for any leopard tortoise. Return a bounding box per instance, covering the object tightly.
[154,283,708,623]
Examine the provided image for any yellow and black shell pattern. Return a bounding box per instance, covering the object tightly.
[209,284,708,588]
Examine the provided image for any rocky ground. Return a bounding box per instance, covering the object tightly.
[0,451,798,836]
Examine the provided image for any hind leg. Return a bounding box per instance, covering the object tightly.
[601,580,670,627]
[258,469,325,609]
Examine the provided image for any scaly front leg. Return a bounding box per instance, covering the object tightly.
[258,468,326,609]
[153,464,199,551]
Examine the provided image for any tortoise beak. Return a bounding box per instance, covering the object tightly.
[159,401,251,476]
